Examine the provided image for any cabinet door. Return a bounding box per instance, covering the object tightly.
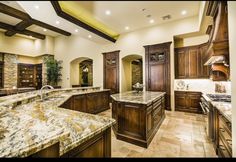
[200,44,210,78]
[103,51,120,94]
[187,92,201,113]
[175,92,187,111]
[86,93,96,114]
[146,108,153,136]
[74,95,87,112]
[149,64,165,91]
[175,48,188,79]
[188,47,199,78]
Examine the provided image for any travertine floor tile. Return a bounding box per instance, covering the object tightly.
[98,109,217,157]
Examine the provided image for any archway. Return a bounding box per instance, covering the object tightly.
[70,57,93,87]
[121,54,143,92]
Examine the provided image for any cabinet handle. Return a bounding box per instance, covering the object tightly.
[219,145,226,151]
[219,128,225,132]
[226,139,232,146]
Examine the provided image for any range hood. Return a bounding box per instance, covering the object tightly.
[204,1,229,66]
[210,63,230,81]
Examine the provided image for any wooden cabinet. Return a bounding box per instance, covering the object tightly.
[17,63,42,89]
[73,95,86,112]
[144,42,171,110]
[175,43,210,79]
[175,91,202,114]
[102,51,120,94]
[111,95,165,148]
[61,127,111,158]
[60,90,110,114]
[215,109,232,157]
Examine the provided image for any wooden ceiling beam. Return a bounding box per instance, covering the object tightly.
[0,21,45,39]
[5,20,33,36]
[0,2,71,37]
[0,2,30,20]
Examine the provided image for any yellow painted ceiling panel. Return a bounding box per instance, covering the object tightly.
[59,1,119,39]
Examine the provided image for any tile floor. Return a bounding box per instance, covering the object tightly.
[98,109,217,157]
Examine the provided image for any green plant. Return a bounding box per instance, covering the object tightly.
[46,58,63,86]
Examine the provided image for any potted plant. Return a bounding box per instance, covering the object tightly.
[46,58,63,88]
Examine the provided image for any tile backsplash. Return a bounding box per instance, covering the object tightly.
[174,79,231,94]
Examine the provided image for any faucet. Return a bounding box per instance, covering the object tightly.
[40,85,54,101]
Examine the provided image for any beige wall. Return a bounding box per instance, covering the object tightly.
[101,16,199,110]
[0,32,54,56]
[175,34,209,48]
[228,1,236,157]
[17,55,42,64]
[54,35,102,88]
[54,16,200,110]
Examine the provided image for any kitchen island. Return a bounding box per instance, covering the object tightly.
[0,87,115,157]
[111,91,165,148]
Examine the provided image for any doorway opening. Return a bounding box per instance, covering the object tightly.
[70,57,93,87]
[121,54,143,92]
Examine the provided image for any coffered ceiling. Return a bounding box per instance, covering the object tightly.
[1,1,201,43]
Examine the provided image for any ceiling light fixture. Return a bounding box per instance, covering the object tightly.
[125,26,129,30]
[34,5,39,10]
[75,29,78,32]
[88,35,92,38]
[105,10,111,15]
[149,19,154,24]
[56,20,60,24]
[181,10,187,15]
[43,29,47,32]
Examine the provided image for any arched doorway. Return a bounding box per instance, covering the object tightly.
[121,54,143,92]
[70,57,93,87]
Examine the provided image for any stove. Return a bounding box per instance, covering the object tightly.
[206,94,231,102]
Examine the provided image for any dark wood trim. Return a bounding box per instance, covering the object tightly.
[0,2,30,20]
[51,1,116,43]
[206,1,219,17]
[0,22,45,39]
[0,2,71,38]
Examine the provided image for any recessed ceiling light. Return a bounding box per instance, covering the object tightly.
[125,26,129,30]
[43,29,47,32]
[34,5,39,9]
[105,10,111,15]
[88,35,92,38]
[56,21,60,24]
[149,19,154,24]
[75,29,79,33]
[181,10,187,15]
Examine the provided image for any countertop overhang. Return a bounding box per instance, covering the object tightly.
[0,87,115,157]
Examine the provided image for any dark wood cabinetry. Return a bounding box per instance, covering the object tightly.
[175,91,202,114]
[144,42,171,110]
[112,95,165,148]
[175,43,210,79]
[102,51,120,94]
[61,127,111,157]
[60,90,110,114]
[17,63,42,89]
[214,108,232,157]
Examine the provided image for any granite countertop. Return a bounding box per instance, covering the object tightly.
[111,91,165,105]
[202,94,231,122]
[0,87,115,157]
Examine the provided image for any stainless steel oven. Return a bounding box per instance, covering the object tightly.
[200,96,213,141]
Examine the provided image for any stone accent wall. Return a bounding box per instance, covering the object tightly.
[42,54,54,86]
[132,61,143,87]
[4,53,18,88]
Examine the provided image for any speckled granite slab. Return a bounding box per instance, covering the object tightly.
[202,94,231,122]
[111,91,165,105]
[0,87,115,157]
